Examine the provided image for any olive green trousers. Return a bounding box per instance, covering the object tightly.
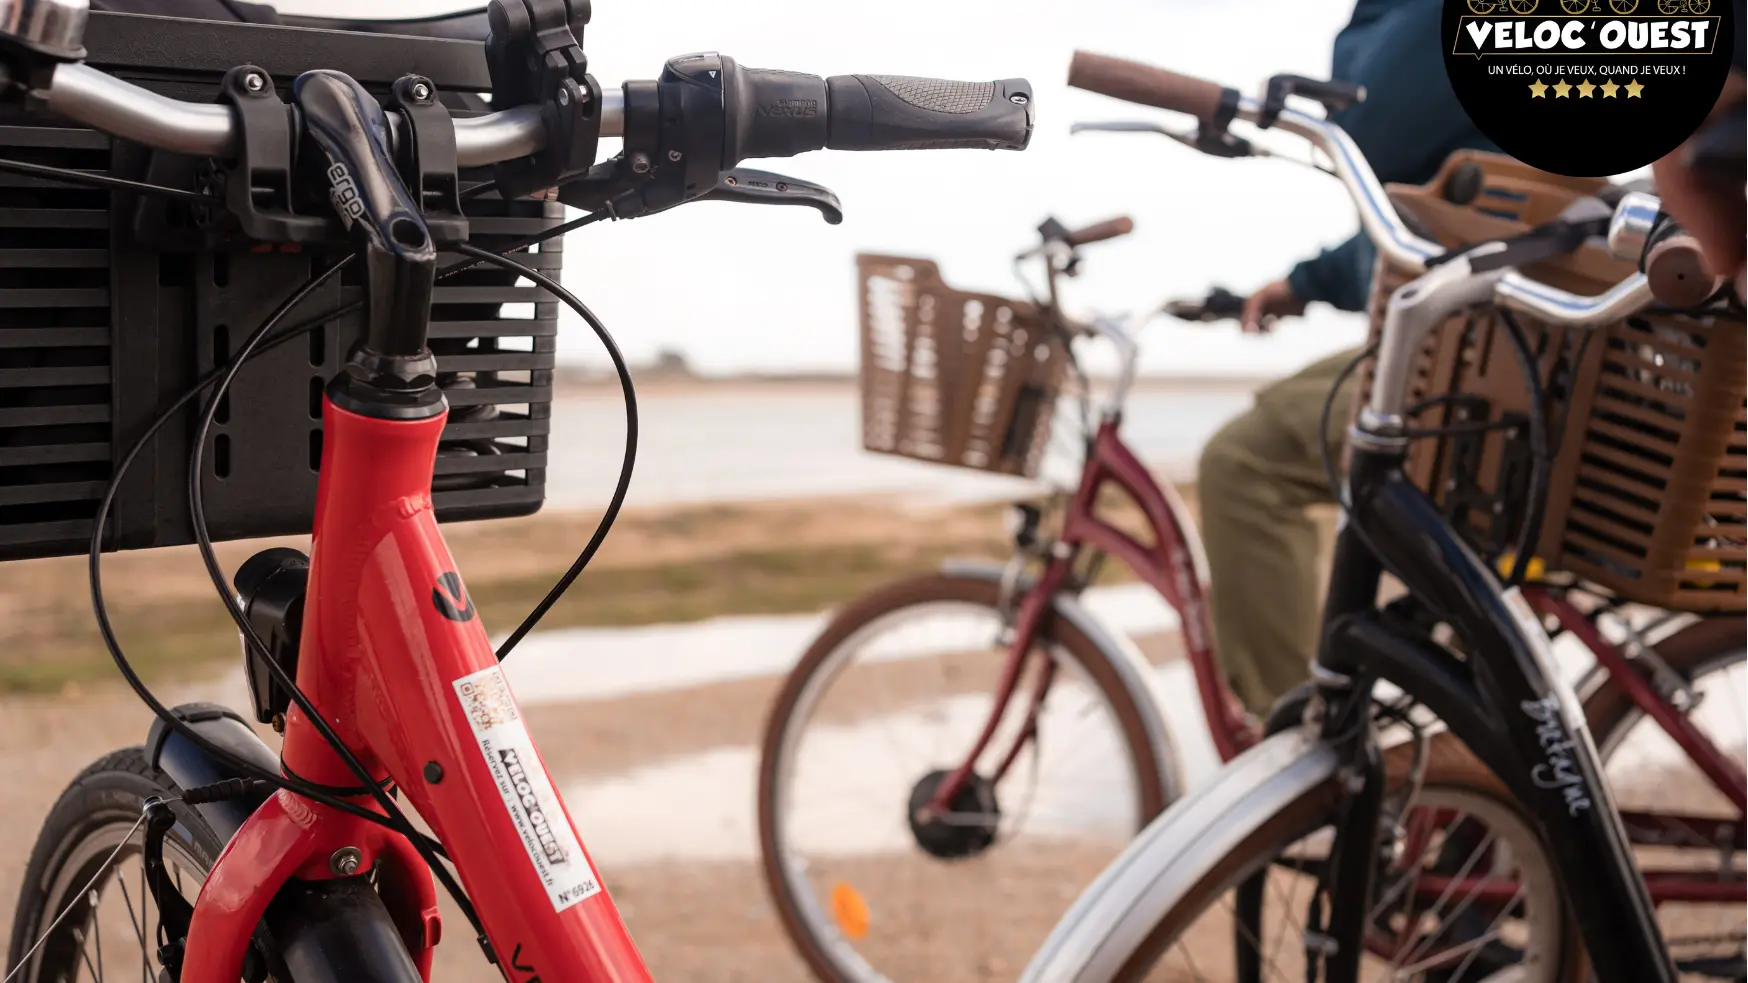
[1197,347,1362,714]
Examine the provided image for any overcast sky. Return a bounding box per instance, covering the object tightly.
[273,0,1371,377]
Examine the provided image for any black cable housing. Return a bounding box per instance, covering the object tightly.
[89,209,618,949]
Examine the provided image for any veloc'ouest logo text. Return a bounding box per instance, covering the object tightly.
[1442,0,1734,175]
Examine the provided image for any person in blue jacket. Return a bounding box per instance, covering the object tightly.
[1199,0,1501,715]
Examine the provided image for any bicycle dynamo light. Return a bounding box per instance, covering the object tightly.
[0,0,89,61]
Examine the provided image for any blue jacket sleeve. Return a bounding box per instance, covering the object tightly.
[1286,233,1377,313]
[1284,0,1496,309]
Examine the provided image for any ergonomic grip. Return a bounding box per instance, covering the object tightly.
[824,75,1033,151]
[1064,215,1134,247]
[1644,233,1722,308]
[721,62,1033,165]
[1067,51,1228,120]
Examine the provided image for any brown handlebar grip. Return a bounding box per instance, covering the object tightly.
[1064,216,1135,247]
[1067,51,1226,120]
[1645,233,1722,308]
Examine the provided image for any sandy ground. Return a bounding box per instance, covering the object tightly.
[0,627,1188,982]
[9,647,1738,983]
[0,487,1737,982]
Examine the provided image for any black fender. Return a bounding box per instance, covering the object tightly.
[145,702,279,843]
[146,703,424,982]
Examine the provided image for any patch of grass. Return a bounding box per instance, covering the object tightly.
[0,534,1010,695]
[0,485,1195,696]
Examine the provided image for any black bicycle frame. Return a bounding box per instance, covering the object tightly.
[1309,444,1676,983]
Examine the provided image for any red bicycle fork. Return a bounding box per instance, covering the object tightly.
[181,399,656,982]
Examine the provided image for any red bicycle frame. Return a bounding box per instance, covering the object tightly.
[181,400,655,981]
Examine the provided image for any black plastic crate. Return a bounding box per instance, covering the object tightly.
[0,12,563,560]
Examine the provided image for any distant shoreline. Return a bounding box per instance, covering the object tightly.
[553,368,1274,394]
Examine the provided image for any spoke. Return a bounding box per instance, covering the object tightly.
[1265,859,1309,972]
[1437,884,1529,982]
[1219,894,1294,983]
[1174,935,1214,982]
[113,872,149,976]
[140,857,149,983]
[866,662,931,767]
[89,892,102,983]
[1393,890,1520,980]
[3,810,150,983]
[1391,828,1500,974]
[1367,838,1423,927]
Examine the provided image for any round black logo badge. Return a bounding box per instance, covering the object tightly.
[1442,0,1735,176]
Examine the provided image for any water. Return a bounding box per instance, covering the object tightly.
[495,583,1178,705]
[541,385,1257,510]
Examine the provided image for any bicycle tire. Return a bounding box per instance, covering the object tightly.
[6,747,258,981]
[1110,739,1585,983]
[757,572,1173,983]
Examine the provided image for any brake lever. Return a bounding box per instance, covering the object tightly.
[1071,120,1260,159]
[1165,286,1246,322]
[700,169,843,225]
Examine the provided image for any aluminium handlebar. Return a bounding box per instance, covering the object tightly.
[1066,51,1658,327]
[41,59,1033,171]
[44,62,579,166]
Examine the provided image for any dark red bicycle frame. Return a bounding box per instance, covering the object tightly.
[926,418,1744,913]
[181,401,656,981]
[927,416,1254,813]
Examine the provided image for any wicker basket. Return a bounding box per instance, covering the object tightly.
[1353,151,1747,612]
[856,254,1068,478]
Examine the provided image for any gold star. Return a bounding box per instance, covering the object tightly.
[1529,78,1549,98]
[1575,78,1596,98]
[1624,77,1645,98]
[1599,78,1620,98]
[1552,78,1573,98]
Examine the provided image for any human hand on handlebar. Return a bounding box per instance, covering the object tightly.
[1164,286,1246,323]
[1240,279,1306,333]
[1650,72,1745,296]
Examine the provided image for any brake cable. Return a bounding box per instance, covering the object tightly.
[86,195,624,952]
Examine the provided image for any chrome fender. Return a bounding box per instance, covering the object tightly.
[1018,728,1339,983]
[940,559,1185,807]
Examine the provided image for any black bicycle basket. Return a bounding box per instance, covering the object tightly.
[0,11,564,560]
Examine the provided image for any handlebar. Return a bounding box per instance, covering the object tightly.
[1067,50,1658,328]
[1644,232,1722,308]
[40,59,1031,170]
[1067,52,1227,122]
[43,62,583,165]
[1063,215,1134,247]
[1165,286,1246,323]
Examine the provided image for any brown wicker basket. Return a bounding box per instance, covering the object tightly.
[1353,151,1747,612]
[856,254,1068,478]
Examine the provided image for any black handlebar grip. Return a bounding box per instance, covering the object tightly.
[823,75,1034,151]
[721,61,1033,165]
